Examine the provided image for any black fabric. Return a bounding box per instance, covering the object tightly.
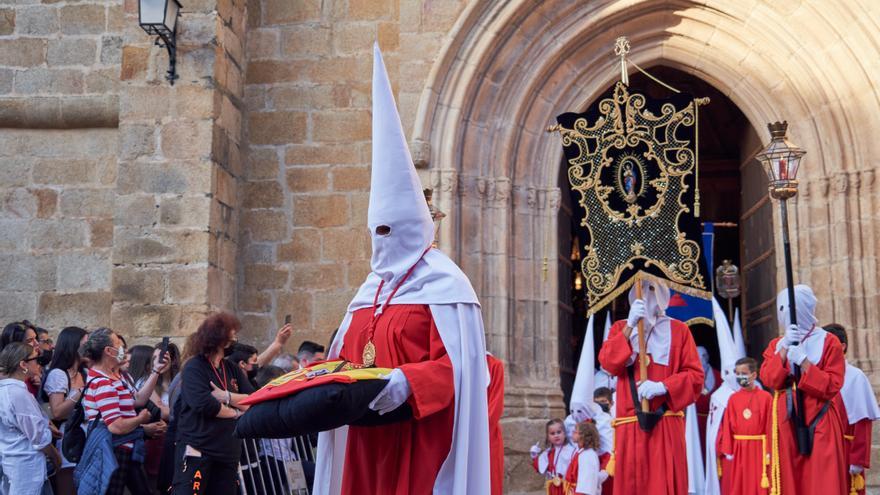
[627,364,668,432]
[175,356,255,463]
[786,386,832,456]
[106,447,150,495]
[234,380,413,439]
[555,83,711,314]
[61,376,98,463]
[171,442,240,495]
[156,413,177,494]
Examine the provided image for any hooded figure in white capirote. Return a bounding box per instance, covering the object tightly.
[703,298,746,495]
[759,284,846,495]
[598,278,704,495]
[313,43,491,495]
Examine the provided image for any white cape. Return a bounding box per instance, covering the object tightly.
[686,402,705,494]
[702,382,737,495]
[841,362,880,424]
[314,302,491,495]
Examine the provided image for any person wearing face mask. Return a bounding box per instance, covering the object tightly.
[715,357,772,495]
[78,328,158,495]
[597,279,704,495]
[703,297,746,495]
[314,44,490,495]
[173,313,254,495]
[825,324,880,495]
[226,343,260,389]
[35,327,54,366]
[759,285,846,495]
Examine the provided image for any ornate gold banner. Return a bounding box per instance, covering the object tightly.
[553,82,712,315]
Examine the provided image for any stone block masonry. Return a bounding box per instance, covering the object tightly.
[239,0,470,351]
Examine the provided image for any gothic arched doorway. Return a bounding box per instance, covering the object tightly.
[557,66,777,407]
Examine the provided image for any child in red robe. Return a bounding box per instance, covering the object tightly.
[531,418,576,494]
[716,357,772,495]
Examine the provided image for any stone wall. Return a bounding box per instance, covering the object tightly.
[0,0,248,344]
[239,0,469,346]
[0,129,117,327]
[0,0,123,327]
[109,0,248,342]
[0,0,123,128]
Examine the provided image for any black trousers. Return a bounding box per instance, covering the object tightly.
[106,447,151,495]
[172,443,240,495]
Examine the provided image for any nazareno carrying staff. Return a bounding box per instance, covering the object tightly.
[598,279,704,495]
[759,285,846,495]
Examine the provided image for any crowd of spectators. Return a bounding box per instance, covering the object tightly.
[0,315,325,495]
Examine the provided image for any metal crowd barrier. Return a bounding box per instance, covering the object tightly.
[238,435,315,495]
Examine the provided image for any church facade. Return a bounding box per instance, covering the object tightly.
[1,0,878,491]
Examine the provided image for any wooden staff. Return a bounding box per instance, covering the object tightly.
[635,278,649,411]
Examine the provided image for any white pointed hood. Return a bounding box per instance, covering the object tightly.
[368,43,434,286]
[571,314,596,418]
[776,285,818,337]
[732,308,746,360]
[712,297,741,389]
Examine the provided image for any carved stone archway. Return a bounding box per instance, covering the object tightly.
[413,0,880,488]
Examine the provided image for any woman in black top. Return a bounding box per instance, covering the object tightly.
[173,312,253,495]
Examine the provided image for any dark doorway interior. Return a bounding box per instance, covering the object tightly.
[557,66,772,409]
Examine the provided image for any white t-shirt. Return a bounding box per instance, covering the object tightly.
[44,368,84,469]
[43,368,71,397]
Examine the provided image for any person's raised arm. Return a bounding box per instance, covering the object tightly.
[257,324,292,368]
[133,351,170,407]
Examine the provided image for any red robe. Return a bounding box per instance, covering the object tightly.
[532,445,573,495]
[565,447,584,494]
[833,395,873,495]
[340,304,455,495]
[716,387,772,495]
[487,354,505,495]
[697,368,722,455]
[598,319,704,495]
[599,452,612,495]
[759,336,846,495]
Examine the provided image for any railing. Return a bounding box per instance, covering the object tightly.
[238,435,315,495]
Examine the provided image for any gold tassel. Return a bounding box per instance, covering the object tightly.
[717,457,722,478]
[761,435,770,489]
[852,472,865,493]
[605,454,615,477]
[769,390,782,495]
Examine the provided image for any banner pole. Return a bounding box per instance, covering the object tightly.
[635,275,649,411]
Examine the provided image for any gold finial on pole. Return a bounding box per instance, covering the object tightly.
[614,36,630,86]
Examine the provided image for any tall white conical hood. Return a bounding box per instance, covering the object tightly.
[368,43,434,285]
[732,308,746,359]
[712,298,740,388]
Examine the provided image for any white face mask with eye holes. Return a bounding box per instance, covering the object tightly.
[367,45,434,285]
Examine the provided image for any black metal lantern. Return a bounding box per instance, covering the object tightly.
[755,120,806,331]
[139,0,182,84]
[755,121,805,200]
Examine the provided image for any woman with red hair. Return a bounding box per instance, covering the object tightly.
[172,313,254,495]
